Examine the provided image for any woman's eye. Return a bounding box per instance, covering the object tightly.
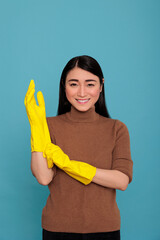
[70,83,78,87]
[87,84,95,87]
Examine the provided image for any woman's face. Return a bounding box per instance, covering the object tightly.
[65,67,104,112]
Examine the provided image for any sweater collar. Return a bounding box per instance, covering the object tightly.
[65,105,99,123]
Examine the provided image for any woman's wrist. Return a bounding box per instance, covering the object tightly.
[92,168,129,191]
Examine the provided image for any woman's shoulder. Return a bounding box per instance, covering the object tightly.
[98,115,129,131]
[47,113,66,123]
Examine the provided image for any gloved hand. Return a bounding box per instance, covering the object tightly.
[44,142,97,185]
[24,80,53,168]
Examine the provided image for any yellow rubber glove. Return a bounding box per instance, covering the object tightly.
[44,143,97,185]
[24,80,53,168]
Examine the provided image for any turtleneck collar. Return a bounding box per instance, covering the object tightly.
[65,105,99,123]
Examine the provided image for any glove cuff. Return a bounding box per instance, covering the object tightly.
[43,142,55,168]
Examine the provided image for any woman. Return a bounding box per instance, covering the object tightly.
[24,55,133,240]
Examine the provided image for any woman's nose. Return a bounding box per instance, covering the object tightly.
[77,85,87,97]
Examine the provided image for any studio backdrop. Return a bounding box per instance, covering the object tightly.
[0,1,159,239]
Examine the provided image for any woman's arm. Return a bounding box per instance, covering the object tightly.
[31,152,55,185]
[92,168,129,191]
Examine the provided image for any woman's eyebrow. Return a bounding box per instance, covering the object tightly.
[85,79,97,82]
[67,79,79,82]
[67,79,97,82]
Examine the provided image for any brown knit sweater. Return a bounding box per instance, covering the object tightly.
[42,106,133,233]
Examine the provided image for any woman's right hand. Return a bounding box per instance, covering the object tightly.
[24,80,53,168]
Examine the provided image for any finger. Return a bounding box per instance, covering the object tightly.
[24,88,34,106]
[37,91,45,108]
[27,80,35,94]
[24,80,35,106]
[26,79,35,94]
[29,79,35,89]
[24,80,35,105]
[25,88,36,105]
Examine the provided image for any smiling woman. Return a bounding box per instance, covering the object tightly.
[24,55,133,240]
[65,67,104,112]
[57,55,110,118]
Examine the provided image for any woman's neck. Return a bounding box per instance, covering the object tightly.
[65,105,99,123]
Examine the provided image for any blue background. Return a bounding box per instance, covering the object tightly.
[0,0,160,239]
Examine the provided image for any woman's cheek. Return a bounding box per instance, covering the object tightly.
[91,88,101,97]
[66,88,73,98]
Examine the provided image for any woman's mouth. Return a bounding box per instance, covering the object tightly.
[76,99,90,104]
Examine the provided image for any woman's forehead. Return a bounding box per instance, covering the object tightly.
[66,67,99,81]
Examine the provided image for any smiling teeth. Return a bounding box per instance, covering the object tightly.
[77,99,89,103]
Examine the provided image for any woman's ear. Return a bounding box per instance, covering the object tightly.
[100,78,104,92]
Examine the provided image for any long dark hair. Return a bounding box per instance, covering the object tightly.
[57,55,111,118]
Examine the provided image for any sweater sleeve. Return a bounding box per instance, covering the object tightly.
[46,117,57,176]
[112,120,133,183]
